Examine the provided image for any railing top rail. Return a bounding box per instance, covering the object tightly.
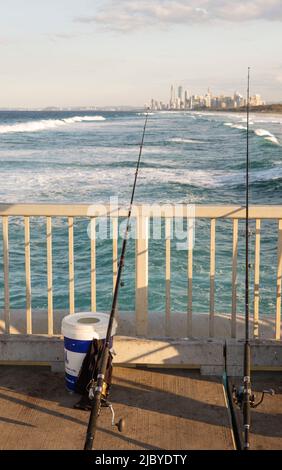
[0,203,282,219]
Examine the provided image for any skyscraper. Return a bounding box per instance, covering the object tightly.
[178,86,183,101]
[184,90,190,109]
[170,85,174,108]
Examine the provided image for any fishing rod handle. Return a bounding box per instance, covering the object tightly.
[84,388,102,450]
[84,347,110,450]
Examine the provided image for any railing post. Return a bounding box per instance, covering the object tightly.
[46,217,53,335]
[254,219,261,338]
[24,216,32,334]
[276,219,282,340]
[231,219,238,338]
[112,217,119,319]
[90,217,96,312]
[68,217,75,314]
[187,217,193,337]
[135,214,148,336]
[2,216,10,334]
[209,218,216,338]
[165,218,171,336]
[112,217,118,293]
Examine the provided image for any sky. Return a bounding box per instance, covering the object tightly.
[0,0,281,107]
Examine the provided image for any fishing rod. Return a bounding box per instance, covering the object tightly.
[232,68,274,450]
[83,110,150,451]
[242,65,252,451]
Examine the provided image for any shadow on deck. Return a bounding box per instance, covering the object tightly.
[0,366,234,450]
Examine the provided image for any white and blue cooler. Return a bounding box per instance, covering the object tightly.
[61,312,117,393]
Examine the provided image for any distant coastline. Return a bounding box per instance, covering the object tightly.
[196,103,282,114]
[0,104,281,114]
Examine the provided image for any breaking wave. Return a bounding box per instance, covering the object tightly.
[254,128,274,137]
[254,128,280,145]
[138,165,282,191]
[0,115,106,134]
[224,122,247,131]
[224,122,280,145]
[168,137,204,144]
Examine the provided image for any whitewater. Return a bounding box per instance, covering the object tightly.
[0,115,105,134]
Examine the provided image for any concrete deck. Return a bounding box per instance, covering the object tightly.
[0,366,234,450]
[231,372,282,450]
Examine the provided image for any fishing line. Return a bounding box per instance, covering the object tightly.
[83,109,150,451]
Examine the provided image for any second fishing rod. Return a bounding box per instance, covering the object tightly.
[232,68,275,450]
[243,66,251,450]
[84,110,149,451]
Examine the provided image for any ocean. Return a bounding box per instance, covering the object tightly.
[0,109,281,316]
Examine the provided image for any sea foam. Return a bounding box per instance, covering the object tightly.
[254,129,280,145]
[264,136,280,145]
[223,122,247,130]
[224,122,280,145]
[0,115,106,134]
[169,137,204,144]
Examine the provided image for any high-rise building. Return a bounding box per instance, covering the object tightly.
[250,94,263,106]
[234,91,244,108]
[190,95,193,110]
[184,90,189,109]
[170,85,175,108]
[178,86,183,101]
[204,92,211,108]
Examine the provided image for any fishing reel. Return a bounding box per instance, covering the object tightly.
[88,380,125,433]
[232,385,274,409]
[102,399,125,433]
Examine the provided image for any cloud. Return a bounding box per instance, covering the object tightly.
[74,0,282,32]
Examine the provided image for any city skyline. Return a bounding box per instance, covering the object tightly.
[149,84,265,110]
[0,1,281,107]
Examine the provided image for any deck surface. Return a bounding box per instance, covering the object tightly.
[0,366,234,450]
[231,372,282,450]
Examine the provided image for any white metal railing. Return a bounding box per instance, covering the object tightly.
[0,204,282,340]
